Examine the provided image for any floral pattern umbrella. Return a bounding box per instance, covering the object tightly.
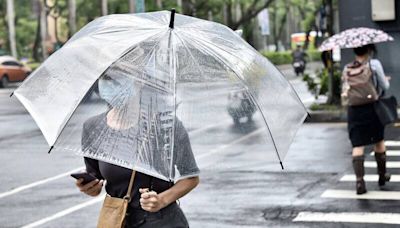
[319,27,394,51]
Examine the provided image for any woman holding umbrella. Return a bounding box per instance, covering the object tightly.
[320,27,394,195]
[75,74,200,227]
[345,44,391,194]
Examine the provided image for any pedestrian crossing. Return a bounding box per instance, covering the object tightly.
[365,161,400,168]
[370,150,400,156]
[293,212,400,225]
[340,174,400,182]
[293,140,400,225]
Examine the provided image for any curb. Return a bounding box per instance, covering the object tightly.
[305,110,347,123]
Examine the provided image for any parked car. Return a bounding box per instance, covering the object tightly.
[227,90,257,125]
[0,56,32,88]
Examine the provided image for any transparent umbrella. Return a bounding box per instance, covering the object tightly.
[13,10,307,181]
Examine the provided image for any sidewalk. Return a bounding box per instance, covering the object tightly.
[277,62,345,122]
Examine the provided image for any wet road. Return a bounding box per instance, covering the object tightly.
[1,64,400,227]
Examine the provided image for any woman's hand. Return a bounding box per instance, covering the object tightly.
[76,179,104,196]
[139,188,167,212]
[139,177,199,213]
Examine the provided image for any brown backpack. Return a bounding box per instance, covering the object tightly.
[342,61,378,106]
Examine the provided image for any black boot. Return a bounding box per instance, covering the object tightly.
[375,151,391,186]
[352,156,367,194]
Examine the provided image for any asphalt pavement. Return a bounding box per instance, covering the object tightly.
[1,63,400,227]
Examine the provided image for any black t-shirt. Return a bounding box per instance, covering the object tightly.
[82,112,199,209]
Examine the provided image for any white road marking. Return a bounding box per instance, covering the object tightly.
[321,189,400,200]
[21,194,105,228]
[196,127,266,160]
[340,174,400,182]
[188,120,230,137]
[370,150,400,156]
[385,141,400,147]
[293,211,400,224]
[0,166,84,199]
[365,161,400,168]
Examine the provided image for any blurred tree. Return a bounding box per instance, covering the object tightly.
[181,0,276,30]
[129,0,135,13]
[68,0,76,38]
[7,0,17,57]
[269,0,289,51]
[100,0,108,15]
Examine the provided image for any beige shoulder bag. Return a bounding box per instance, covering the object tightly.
[97,170,136,228]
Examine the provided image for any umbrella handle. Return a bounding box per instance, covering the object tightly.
[169,8,176,29]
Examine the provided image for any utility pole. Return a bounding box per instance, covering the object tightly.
[6,0,17,58]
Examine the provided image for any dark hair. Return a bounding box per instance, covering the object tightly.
[353,44,376,56]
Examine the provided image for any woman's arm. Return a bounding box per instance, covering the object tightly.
[75,158,105,197]
[139,176,199,212]
[371,59,390,90]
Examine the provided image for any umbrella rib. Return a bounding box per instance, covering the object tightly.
[177,34,285,168]
[173,32,209,85]
[180,31,308,117]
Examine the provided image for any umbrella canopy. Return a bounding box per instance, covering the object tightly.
[319,27,394,51]
[13,11,307,181]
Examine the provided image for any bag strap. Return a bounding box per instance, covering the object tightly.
[123,170,136,202]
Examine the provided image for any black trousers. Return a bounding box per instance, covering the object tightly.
[125,202,189,228]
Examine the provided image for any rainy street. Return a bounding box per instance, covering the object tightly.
[2,65,400,228]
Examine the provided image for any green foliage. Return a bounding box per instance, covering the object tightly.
[261,51,292,65]
[0,0,326,62]
[27,62,41,71]
[15,18,36,58]
[309,103,340,111]
[302,73,319,95]
[307,50,321,62]
[316,67,341,96]
[261,50,321,65]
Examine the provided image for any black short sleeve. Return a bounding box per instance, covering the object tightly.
[173,121,200,178]
[84,157,104,180]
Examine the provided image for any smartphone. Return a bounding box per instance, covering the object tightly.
[70,172,97,185]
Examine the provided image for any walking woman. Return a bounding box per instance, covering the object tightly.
[75,74,200,227]
[343,44,391,194]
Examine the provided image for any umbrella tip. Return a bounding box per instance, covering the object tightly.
[280,161,284,170]
[9,92,13,97]
[169,8,176,29]
[48,146,54,154]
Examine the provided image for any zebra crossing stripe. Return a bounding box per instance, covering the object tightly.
[321,189,400,200]
[340,174,400,182]
[293,211,400,224]
[365,161,400,168]
[386,141,400,147]
[21,194,105,228]
[370,150,400,156]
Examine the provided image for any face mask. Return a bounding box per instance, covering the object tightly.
[98,76,136,108]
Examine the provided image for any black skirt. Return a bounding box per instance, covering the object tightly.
[347,102,385,147]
